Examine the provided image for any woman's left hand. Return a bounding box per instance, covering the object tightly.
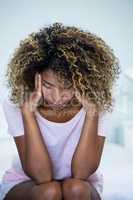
[75,92,98,117]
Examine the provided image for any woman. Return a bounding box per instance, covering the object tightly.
[1,22,120,200]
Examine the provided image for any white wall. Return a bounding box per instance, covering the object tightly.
[0,0,133,139]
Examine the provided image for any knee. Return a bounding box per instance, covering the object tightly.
[44,182,62,200]
[29,181,62,200]
[62,178,91,199]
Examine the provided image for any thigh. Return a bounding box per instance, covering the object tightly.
[4,180,35,200]
[4,180,62,200]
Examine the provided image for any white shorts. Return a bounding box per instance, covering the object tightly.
[91,181,103,200]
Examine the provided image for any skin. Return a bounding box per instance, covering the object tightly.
[41,69,75,109]
[4,69,101,200]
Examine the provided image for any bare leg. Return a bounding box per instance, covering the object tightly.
[4,180,62,200]
[62,178,101,200]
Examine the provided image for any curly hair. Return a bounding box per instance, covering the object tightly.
[6,22,120,113]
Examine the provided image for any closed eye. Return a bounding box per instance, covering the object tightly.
[43,83,52,89]
[43,82,73,90]
[64,86,72,90]
[64,85,73,90]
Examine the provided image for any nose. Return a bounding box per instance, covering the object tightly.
[53,89,63,104]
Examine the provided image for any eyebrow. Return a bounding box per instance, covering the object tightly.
[43,80,55,87]
[43,79,73,88]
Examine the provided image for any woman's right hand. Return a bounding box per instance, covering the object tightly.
[21,72,42,114]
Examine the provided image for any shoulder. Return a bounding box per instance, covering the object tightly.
[2,94,24,137]
[98,111,113,137]
[2,95,20,117]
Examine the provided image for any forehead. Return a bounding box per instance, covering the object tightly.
[41,69,72,87]
[41,69,62,85]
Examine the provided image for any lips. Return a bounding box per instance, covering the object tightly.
[44,100,64,107]
[52,103,66,107]
[44,97,74,108]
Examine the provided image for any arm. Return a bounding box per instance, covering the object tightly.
[14,73,53,185]
[21,110,53,184]
[71,110,106,180]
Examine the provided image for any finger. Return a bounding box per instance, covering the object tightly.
[37,73,42,94]
[35,73,38,90]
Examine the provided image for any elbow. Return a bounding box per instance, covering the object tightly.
[72,162,99,180]
[24,163,53,184]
